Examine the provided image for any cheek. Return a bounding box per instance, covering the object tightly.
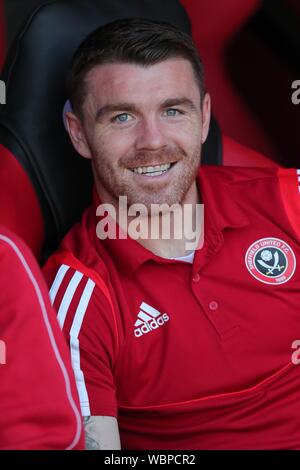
[171,122,201,153]
[93,128,134,162]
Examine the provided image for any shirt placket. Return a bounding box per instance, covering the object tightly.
[190,226,240,339]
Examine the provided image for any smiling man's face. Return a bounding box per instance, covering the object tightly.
[67,58,211,208]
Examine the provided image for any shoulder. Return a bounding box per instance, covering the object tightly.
[43,249,121,357]
[0,227,85,449]
[44,200,110,291]
[43,220,112,313]
[200,165,279,185]
[199,166,281,211]
[0,225,39,278]
[200,166,300,239]
[0,225,51,309]
[44,250,114,319]
[199,165,300,198]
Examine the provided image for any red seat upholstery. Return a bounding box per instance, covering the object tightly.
[180,0,279,162]
[222,135,277,167]
[0,144,44,258]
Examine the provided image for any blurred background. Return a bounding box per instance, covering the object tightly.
[1,0,299,166]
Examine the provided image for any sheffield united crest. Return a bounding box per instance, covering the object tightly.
[245,238,296,285]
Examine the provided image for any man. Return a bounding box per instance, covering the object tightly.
[44,18,300,449]
[0,225,84,449]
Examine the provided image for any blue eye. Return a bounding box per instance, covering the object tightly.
[114,113,131,123]
[165,109,179,117]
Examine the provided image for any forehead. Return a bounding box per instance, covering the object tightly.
[84,58,201,108]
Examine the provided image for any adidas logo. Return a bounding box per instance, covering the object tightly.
[134,302,170,338]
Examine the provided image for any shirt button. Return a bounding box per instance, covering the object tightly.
[192,273,200,283]
[209,301,219,311]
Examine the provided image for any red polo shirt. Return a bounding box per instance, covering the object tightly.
[44,166,300,450]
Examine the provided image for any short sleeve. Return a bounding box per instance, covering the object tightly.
[44,264,119,418]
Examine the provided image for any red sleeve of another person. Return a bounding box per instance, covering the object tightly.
[0,227,84,450]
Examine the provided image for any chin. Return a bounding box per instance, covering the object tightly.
[129,191,184,209]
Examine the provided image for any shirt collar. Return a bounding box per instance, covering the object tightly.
[90,167,249,278]
[198,166,249,232]
[90,188,165,277]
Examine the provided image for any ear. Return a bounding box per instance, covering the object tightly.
[200,93,211,144]
[65,111,92,159]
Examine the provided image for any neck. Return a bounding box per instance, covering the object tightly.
[96,181,203,259]
[137,182,201,258]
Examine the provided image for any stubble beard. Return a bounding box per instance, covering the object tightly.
[92,144,201,210]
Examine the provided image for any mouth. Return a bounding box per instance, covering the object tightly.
[129,162,176,177]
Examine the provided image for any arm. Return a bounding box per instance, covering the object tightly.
[0,228,84,450]
[84,416,121,450]
[44,257,120,448]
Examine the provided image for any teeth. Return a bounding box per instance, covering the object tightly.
[132,163,171,176]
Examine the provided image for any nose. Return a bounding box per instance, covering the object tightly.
[135,117,167,151]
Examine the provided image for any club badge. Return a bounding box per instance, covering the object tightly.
[245,237,296,285]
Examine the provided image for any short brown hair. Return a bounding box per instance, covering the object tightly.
[66,17,205,119]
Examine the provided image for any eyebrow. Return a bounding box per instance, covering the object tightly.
[95,103,138,121]
[160,98,198,112]
[95,97,198,122]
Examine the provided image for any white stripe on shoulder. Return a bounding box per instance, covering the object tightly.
[70,279,95,338]
[49,264,70,304]
[0,234,83,450]
[57,271,84,329]
[69,278,95,416]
